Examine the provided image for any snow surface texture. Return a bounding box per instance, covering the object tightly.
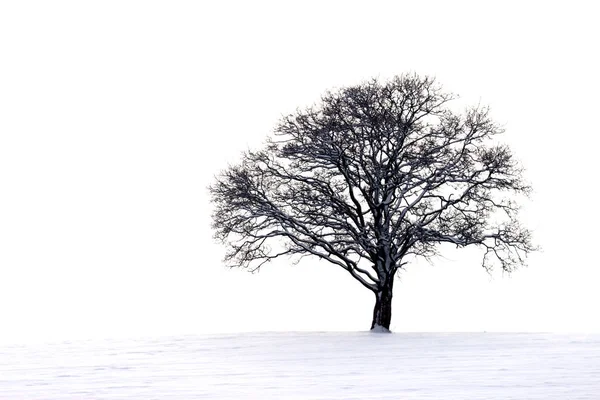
[1,332,599,399]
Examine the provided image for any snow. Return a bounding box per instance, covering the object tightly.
[1,332,599,399]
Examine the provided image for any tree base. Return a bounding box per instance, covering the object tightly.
[370,324,392,333]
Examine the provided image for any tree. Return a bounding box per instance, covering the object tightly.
[209,74,535,332]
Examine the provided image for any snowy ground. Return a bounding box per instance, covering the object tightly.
[1,332,599,399]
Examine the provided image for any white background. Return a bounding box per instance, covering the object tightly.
[1,0,598,344]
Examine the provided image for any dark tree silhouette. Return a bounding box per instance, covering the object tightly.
[210,74,535,331]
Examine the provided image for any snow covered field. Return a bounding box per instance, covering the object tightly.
[1,332,599,399]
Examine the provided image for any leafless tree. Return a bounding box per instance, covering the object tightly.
[210,74,535,331]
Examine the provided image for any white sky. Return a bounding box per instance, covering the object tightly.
[1,1,599,344]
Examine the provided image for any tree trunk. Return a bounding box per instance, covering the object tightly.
[370,278,394,332]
